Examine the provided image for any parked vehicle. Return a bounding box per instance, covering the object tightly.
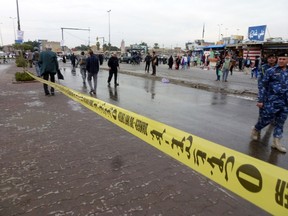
[120,52,142,64]
[119,53,133,64]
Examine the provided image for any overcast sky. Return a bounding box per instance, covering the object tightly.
[0,0,287,48]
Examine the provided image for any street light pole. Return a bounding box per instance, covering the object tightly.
[88,27,90,47]
[217,24,222,41]
[107,10,111,52]
[16,0,21,31]
[9,17,16,41]
[0,23,3,46]
[225,28,229,37]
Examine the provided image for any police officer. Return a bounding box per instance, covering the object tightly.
[251,53,288,153]
[258,54,278,85]
[256,54,278,127]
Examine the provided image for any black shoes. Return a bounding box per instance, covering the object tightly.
[108,82,119,86]
[45,92,55,96]
[89,90,96,95]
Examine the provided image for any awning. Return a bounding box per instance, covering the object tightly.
[262,44,288,50]
[203,45,226,50]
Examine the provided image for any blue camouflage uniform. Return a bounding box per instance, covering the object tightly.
[258,64,274,91]
[257,64,276,121]
[254,65,288,138]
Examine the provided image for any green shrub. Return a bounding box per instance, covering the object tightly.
[15,72,35,81]
[15,56,28,67]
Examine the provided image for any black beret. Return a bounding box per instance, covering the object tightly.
[267,53,277,58]
[278,52,288,57]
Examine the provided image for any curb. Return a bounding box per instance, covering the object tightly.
[102,68,258,98]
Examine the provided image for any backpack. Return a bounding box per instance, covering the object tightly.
[245,59,251,67]
[33,52,39,61]
[79,56,86,65]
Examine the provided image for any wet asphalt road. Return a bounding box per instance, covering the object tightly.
[59,63,288,170]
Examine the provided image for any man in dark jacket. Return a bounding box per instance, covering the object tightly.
[107,53,120,86]
[70,53,77,71]
[168,55,173,69]
[86,50,99,95]
[38,46,59,96]
[151,51,158,75]
[144,52,152,73]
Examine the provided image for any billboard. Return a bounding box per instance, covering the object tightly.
[248,25,266,41]
[17,30,24,43]
[15,40,23,44]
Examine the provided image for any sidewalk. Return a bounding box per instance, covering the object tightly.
[0,63,268,215]
[101,62,259,98]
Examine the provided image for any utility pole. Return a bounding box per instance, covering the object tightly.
[0,23,3,46]
[16,0,21,31]
[217,24,223,41]
[88,27,90,47]
[107,10,111,52]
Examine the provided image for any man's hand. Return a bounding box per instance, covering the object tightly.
[256,102,264,108]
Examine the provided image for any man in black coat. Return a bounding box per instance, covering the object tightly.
[107,53,120,86]
[70,53,77,71]
[144,52,152,73]
[151,51,158,75]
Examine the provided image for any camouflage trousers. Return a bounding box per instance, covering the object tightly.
[255,102,288,138]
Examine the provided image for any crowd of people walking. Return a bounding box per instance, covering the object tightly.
[32,47,116,96]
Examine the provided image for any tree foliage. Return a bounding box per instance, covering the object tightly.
[75,44,90,51]
[153,43,159,49]
[15,72,34,81]
[13,43,33,52]
[103,43,120,52]
[24,40,40,49]
[15,55,28,67]
[12,40,40,52]
[139,42,148,47]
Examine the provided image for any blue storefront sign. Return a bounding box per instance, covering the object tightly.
[248,25,266,41]
[15,39,23,44]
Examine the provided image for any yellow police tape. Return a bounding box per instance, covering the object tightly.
[27,71,288,215]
